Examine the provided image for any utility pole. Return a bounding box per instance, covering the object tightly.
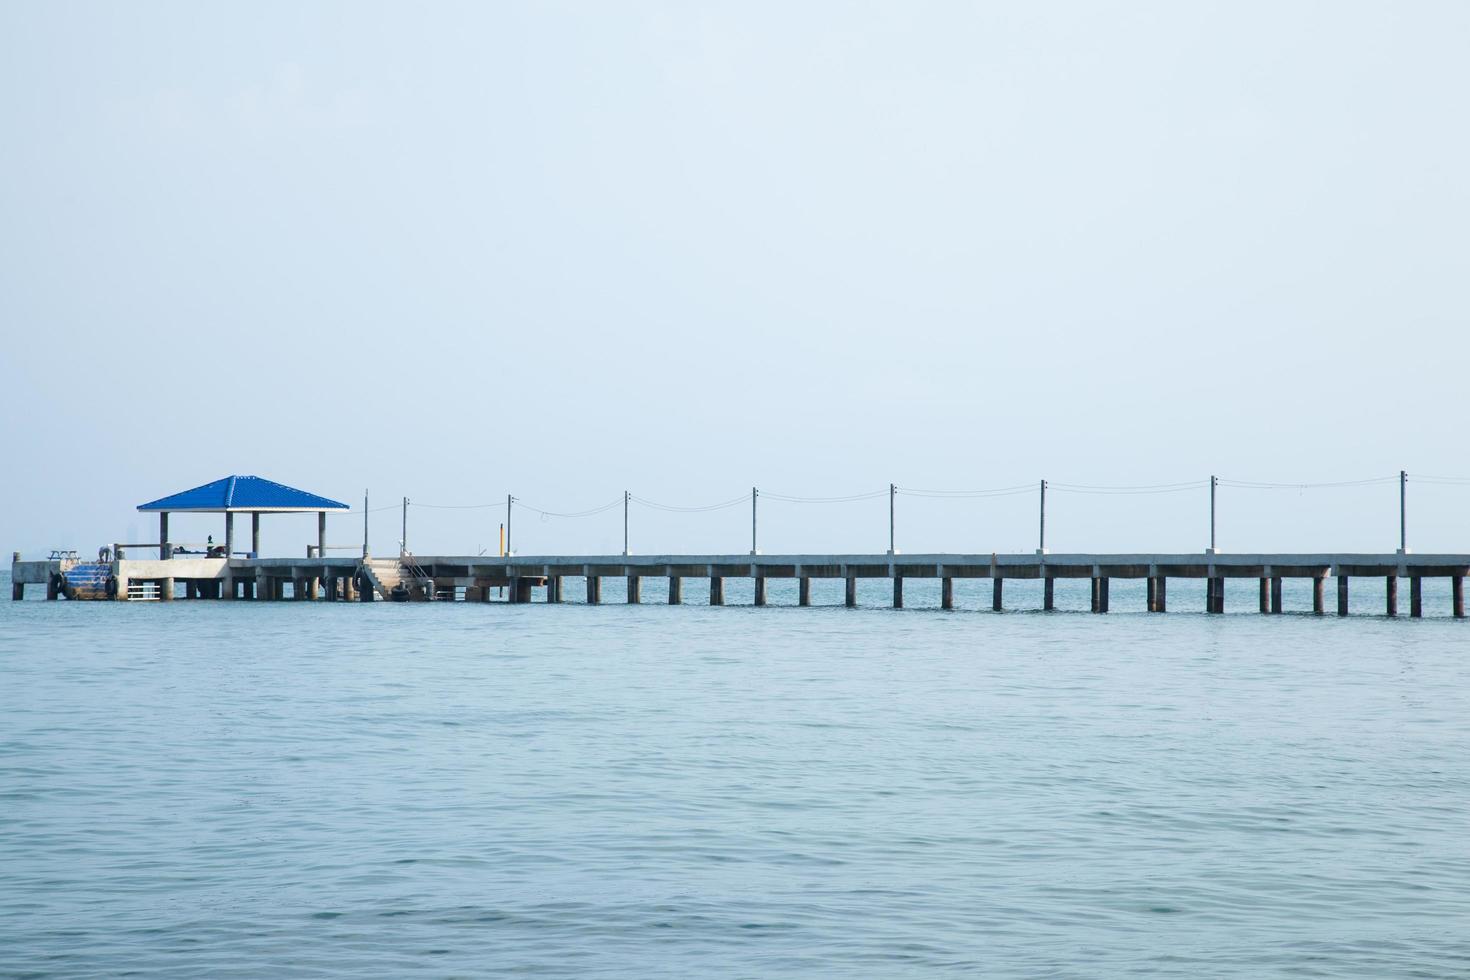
[888,483,896,555]
[401,497,408,557]
[623,490,630,556]
[1399,470,1409,554]
[1208,475,1218,554]
[506,494,513,556]
[1038,479,1047,554]
[362,489,369,558]
[750,487,759,555]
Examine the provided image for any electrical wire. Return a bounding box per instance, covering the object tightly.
[631,493,752,513]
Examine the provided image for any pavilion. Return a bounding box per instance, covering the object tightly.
[137,475,349,559]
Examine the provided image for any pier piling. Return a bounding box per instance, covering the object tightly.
[799,576,812,606]
[586,575,601,605]
[1044,576,1055,611]
[845,576,857,608]
[992,578,1003,612]
[1259,578,1269,613]
[668,576,681,604]
[709,576,724,606]
[1386,576,1398,617]
[754,576,767,607]
[1454,575,1465,618]
[941,576,954,610]
[626,575,641,604]
[1338,576,1349,616]
[1410,576,1422,618]
[1271,576,1283,614]
[893,576,903,609]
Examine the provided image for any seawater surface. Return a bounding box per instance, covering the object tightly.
[3,576,1469,978]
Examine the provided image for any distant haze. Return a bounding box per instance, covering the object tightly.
[2,2,1466,557]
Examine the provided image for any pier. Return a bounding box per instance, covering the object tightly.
[10,551,1468,618]
[9,473,1468,617]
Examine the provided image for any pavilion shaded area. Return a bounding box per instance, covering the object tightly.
[137,475,348,559]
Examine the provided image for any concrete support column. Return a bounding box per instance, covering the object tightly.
[1453,575,1464,618]
[1147,577,1158,612]
[892,576,903,609]
[514,579,534,604]
[1410,576,1422,618]
[507,578,520,604]
[798,577,811,607]
[324,575,338,601]
[754,576,767,607]
[668,576,682,605]
[992,578,1003,612]
[548,575,563,603]
[1043,576,1055,611]
[626,575,641,604]
[254,571,269,600]
[296,577,310,600]
[251,512,261,557]
[1098,577,1110,613]
[1311,575,1324,615]
[941,577,954,610]
[709,576,724,606]
[1156,577,1167,612]
[309,572,320,601]
[1270,576,1283,614]
[1386,576,1398,618]
[1090,577,1100,613]
[844,576,857,608]
[113,574,129,601]
[1259,578,1270,614]
[46,575,60,600]
[1337,576,1349,616]
[161,577,174,601]
[586,576,601,605]
[358,570,373,601]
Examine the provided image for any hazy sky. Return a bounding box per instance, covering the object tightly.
[2,1,1466,557]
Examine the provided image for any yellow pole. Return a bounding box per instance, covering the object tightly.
[499,523,505,558]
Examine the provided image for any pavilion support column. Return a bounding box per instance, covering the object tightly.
[159,513,170,559]
[754,576,767,607]
[1452,575,1464,618]
[223,513,236,599]
[941,577,954,610]
[251,512,261,558]
[845,576,857,608]
[626,575,641,604]
[1386,576,1398,618]
[1271,576,1283,614]
[992,578,1003,612]
[798,577,811,607]
[317,512,327,563]
[1337,575,1349,616]
[586,575,601,605]
[892,576,903,609]
[1410,576,1423,618]
[668,576,682,605]
[709,576,724,606]
[1043,576,1055,611]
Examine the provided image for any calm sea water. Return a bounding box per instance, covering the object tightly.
[3,573,1469,978]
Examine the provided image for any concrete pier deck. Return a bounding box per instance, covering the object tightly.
[11,551,1468,617]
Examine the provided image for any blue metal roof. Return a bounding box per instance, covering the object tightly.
[137,476,349,513]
